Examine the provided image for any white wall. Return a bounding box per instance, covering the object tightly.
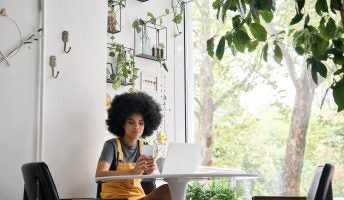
[0,0,185,199]
[42,0,106,198]
[0,1,40,199]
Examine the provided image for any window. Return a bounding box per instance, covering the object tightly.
[185,0,344,197]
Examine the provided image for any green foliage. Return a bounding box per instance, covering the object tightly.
[107,39,138,91]
[108,0,126,8]
[206,0,344,112]
[186,179,243,200]
[333,78,344,111]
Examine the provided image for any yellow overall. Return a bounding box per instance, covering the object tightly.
[101,138,145,200]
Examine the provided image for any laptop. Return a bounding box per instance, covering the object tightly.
[161,142,201,174]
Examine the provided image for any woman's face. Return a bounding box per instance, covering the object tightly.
[123,113,145,140]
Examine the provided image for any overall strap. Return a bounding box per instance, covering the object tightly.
[114,138,123,161]
[138,139,143,155]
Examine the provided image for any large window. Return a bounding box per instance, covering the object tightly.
[186,0,344,197]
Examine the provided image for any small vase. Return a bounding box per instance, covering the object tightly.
[107,6,118,33]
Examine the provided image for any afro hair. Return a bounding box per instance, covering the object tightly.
[107,92,162,138]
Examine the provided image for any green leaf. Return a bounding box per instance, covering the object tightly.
[207,37,215,57]
[147,12,155,19]
[132,20,139,29]
[333,54,344,65]
[162,62,168,72]
[260,10,273,23]
[232,15,242,30]
[311,34,329,59]
[112,80,121,89]
[165,9,170,14]
[324,17,336,39]
[249,23,267,41]
[333,38,344,51]
[307,57,328,84]
[295,46,305,55]
[225,32,232,47]
[334,68,343,75]
[315,0,329,16]
[247,40,259,52]
[273,41,283,63]
[109,51,115,57]
[256,0,274,10]
[233,29,250,52]
[212,0,223,9]
[330,0,341,13]
[262,43,268,62]
[173,14,183,24]
[332,78,344,112]
[228,0,238,11]
[216,36,226,60]
[295,0,305,14]
[290,14,304,25]
[304,14,310,27]
[221,0,231,22]
[216,8,221,20]
[110,74,116,80]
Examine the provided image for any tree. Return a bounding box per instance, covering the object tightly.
[192,0,257,166]
[206,0,344,195]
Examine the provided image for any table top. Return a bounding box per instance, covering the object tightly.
[95,166,258,182]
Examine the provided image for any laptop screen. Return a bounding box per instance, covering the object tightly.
[161,142,201,174]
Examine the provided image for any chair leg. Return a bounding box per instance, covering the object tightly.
[23,187,28,200]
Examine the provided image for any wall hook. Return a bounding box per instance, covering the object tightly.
[49,55,59,78]
[62,31,71,53]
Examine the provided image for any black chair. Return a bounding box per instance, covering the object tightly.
[252,163,335,200]
[22,162,96,200]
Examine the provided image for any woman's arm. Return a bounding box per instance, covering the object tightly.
[95,156,149,177]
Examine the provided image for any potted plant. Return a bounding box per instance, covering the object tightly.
[132,13,169,72]
[107,36,138,92]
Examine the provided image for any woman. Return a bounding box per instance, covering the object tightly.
[96,92,171,200]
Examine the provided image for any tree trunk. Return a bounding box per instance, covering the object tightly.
[198,56,215,166]
[281,71,315,195]
[193,0,216,166]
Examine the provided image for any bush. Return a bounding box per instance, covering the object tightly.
[186,179,243,200]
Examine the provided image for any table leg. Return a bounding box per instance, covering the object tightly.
[164,178,189,200]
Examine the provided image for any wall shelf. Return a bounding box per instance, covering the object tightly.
[134,21,167,62]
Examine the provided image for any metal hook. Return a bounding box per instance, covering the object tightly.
[62,31,71,53]
[49,55,59,78]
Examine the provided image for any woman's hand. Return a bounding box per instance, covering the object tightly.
[132,156,156,175]
[132,156,148,175]
[144,156,155,174]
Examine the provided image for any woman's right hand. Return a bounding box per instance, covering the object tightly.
[132,156,147,175]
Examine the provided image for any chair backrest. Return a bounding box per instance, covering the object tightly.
[307,163,335,200]
[21,162,60,200]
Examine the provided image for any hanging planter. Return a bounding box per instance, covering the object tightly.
[107,1,122,34]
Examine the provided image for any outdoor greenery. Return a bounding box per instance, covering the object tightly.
[186,179,243,200]
[206,0,344,112]
[191,0,344,197]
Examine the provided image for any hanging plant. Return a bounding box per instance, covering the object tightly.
[107,36,138,92]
